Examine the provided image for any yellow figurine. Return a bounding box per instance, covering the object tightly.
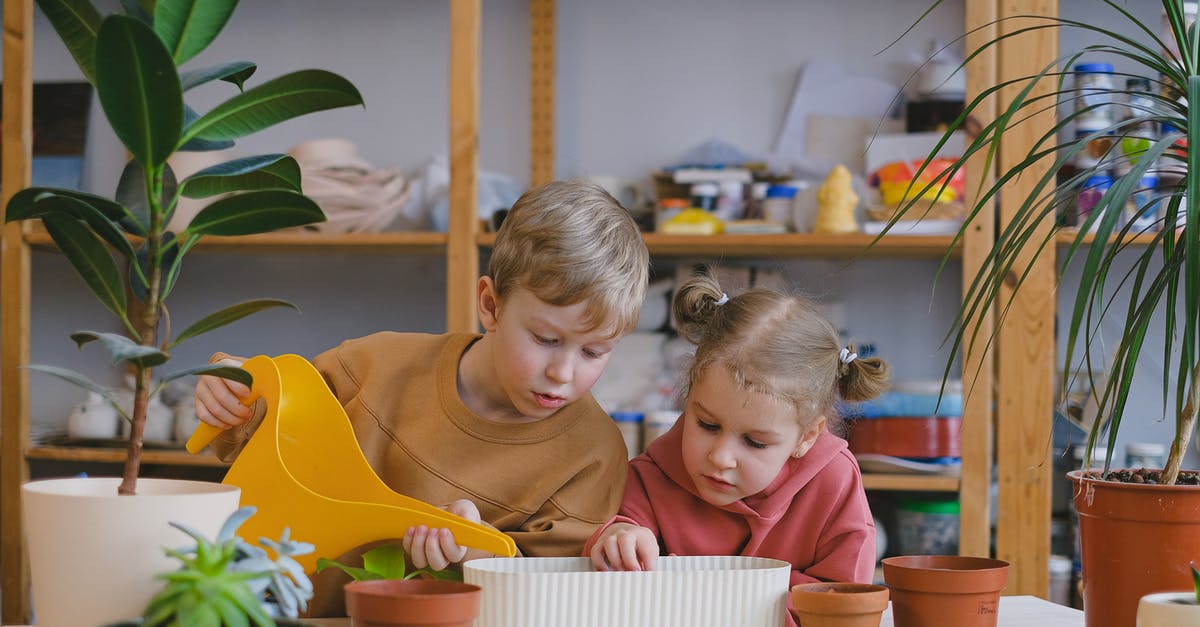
[814,164,860,234]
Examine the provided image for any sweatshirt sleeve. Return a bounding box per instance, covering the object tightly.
[791,458,876,586]
[581,459,660,556]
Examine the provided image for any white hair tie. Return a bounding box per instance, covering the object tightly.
[839,348,858,364]
[714,293,729,306]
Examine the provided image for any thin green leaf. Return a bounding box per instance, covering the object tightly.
[1192,561,1200,604]
[42,215,131,328]
[183,190,324,236]
[152,0,238,65]
[35,0,102,84]
[159,364,252,387]
[315,558,381,582]
[95,15,183,167]
[172,298,300,347]
[179,154,302,199]
[115,159,178,236]
[70,330,169,368]
[183,69,364,143]
[180,61,257,92]
[22,365,118,404]
[11,193,137,262]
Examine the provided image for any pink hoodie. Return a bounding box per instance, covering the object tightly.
[584,419,876,588]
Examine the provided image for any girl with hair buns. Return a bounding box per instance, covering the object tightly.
[584,270,888,599]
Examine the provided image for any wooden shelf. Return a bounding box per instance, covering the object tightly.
[25,226,447,255]
[26,445,229,468]
[1055,228,1160,246]
[861,473,960,492]
[478,232,961,259]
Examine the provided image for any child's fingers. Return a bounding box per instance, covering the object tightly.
[193,380,251,429]
[407,526,430,570]
[435,528,467,566]
[441,499,481,523]
[635,533,659,571]
[613,532,645,571]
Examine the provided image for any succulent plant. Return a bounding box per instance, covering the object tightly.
[143,506,314,626]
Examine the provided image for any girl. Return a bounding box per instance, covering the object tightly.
[584,272,889,589]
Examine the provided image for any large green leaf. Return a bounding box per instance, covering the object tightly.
[7,191,138,262]
[152,0,238,65]
[171,299,300,347]
[183,70,364,143]
[180,61,256,92]
[178,105,236,152]
[7,187,135,230]
[183,190,324,236]
[35,0,102,84]
[180,155,301,198]
[95,15,183,168]
[361,544,408,580]
[70,331,169,368]
[42,214,128,323]
[116,159,179,234]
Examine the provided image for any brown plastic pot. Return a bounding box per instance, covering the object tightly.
[791,582,890,627]
[881,555,1009,627]
[344,579,482,627]
[1070,469,1200,627]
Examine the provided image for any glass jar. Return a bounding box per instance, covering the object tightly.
[1074,62,1115,128]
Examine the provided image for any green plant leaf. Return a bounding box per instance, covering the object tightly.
[41,214,129,323]
[35,0,102,84]
[179,105,236,152]
[1192,561,1200,604]
[70,331,169,368]
[10,192,138,262]
[183,70,364,143]
[159,364,252,387]
[180,61,257,92]
[315,558,381,582]
[22,365,118,404]
[362,544,409,580]
[183,190,324,236]
[116,159,179,236]
[152,0,237,65]
[180,155,302,199]
[6,187,138,232]
[95,14,183,167]
[172,298,300,347]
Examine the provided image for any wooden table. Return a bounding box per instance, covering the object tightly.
[882,595,1083,626]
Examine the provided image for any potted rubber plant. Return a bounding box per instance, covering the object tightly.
[10,0,362,624]
[885,2,1200,626]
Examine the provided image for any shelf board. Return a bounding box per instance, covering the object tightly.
[25,226,447,255]
[26,445,229,468]
[1055,228,1159,247]
[861,473,959,491]
[478,232,961,259]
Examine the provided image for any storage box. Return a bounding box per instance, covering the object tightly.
[462,555,790,627]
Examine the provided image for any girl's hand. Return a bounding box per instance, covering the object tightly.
[194,356,253,429]
[589,522,659,572]
[403,499,493,571]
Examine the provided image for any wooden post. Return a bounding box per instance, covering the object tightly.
[530,0,555,186]
[1,0,34,622]
[447,0,481,333]
[995,0,1057,598]
[957,0,998,560]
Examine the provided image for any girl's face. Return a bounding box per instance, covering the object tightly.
[680,365,822,506]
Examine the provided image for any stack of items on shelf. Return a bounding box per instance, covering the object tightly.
[288,138,413,233]
[843,380,963,475]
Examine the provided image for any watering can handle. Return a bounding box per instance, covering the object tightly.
[185,390,263,455]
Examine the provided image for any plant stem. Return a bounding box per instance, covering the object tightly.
[1163,363,1200,485]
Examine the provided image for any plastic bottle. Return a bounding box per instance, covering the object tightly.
[762,185,798,229]
[1074,62,1116,129]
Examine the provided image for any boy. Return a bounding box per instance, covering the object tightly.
[194,179,649,614]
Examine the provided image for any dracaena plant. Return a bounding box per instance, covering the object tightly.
[887,0,1198,484]
[6,0,363,494]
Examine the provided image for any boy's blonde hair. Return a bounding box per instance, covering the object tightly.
[489,179,649,337]
[672,270,890,430]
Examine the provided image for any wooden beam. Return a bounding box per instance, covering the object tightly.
[447,0,481,333]
[1,0,34,622]
[529,0,555,186]
[957,0,998,561]
[995,0,1057,599]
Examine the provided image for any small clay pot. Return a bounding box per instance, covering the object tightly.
[344,579,482,627]
[791,582,890,627]
[881,555,1009,627]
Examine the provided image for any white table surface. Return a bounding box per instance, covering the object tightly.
[882,595,1083,626]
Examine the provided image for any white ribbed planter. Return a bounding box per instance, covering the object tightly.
[22,477,240,627]
[463,556,790,627]
[1137,591,1200,627]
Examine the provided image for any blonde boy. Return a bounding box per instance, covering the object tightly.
[194,180,649,614]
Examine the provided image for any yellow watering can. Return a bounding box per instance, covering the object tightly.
[187,354,517,573]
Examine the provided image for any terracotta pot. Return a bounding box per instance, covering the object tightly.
[880,555,1009,627]
[1137,591,1200,626]
[344,579,482,627]
[791,582,890,627]
[1070,469,1200,627]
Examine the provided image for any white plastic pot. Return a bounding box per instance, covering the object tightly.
[1137,591,1200,626]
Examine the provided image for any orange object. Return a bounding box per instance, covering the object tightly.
[187,354,517,573]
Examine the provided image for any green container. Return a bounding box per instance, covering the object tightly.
[896,499,960,555]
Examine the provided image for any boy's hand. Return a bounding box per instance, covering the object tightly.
[194,356,254,429]
[403,499,494,571]
[589,522,659,572]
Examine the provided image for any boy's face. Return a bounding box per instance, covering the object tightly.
[680,366,820,506]
[478,281,618,422]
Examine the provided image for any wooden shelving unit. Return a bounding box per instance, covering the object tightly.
[26,445,228,468]
[479,232,963,259]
